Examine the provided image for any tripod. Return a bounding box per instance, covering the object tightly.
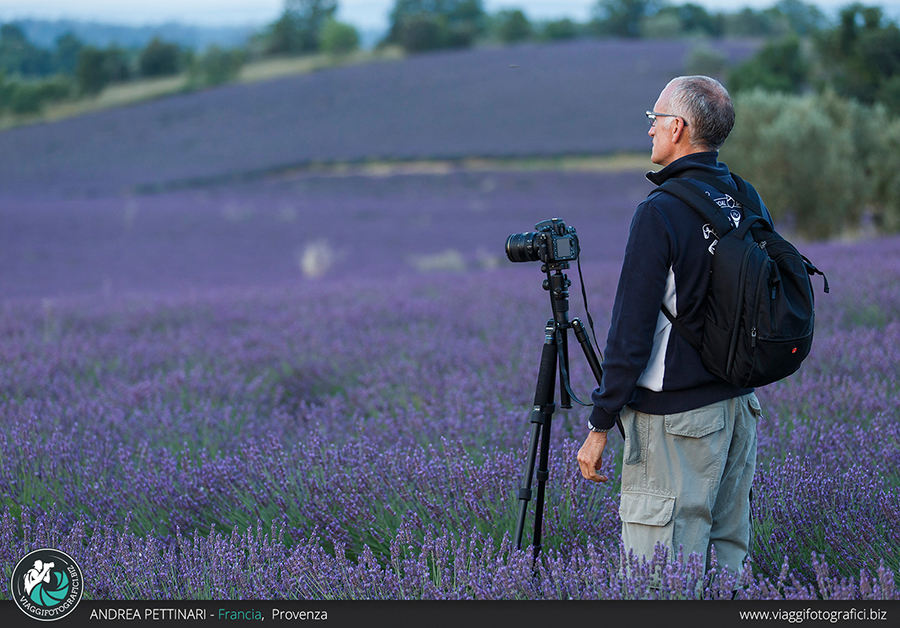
[513,261,622,559]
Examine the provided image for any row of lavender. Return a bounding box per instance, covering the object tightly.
[0,40,756,198]
[1,231,898,599]
[0,170,649,299]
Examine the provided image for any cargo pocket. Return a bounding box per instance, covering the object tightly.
[747,392,762,418]
[620,491,676,582]
[664,403,725,438]
[620,407,642,466]
[619,491,675,527]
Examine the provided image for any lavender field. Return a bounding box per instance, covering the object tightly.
[0,169,648,300]
[1,161,899,600]
[0,39,755,198]
[1,38,898,602]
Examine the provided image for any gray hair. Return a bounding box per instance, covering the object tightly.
[667,76,735,151]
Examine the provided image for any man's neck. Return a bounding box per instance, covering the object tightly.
[659,146,708,168]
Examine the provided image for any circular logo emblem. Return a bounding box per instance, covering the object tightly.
[10,549,83,621]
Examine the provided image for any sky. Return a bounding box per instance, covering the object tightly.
[0,0,877,30]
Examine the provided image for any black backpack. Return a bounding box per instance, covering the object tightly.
[656,172,829,388]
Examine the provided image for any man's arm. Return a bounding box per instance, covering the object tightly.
[588,199,675,431]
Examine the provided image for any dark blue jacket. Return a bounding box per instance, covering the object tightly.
[588,151,771,431]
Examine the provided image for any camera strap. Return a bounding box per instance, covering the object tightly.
[554,256,603,409]
[556,326,594,408]
[577,256,601,357]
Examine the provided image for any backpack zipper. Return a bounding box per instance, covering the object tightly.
[751,242,771,348]
[730,243,756,368]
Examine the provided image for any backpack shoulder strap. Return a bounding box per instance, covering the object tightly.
[655,178,735,239]
[652,178,726,350]
[660,303,702,352]
[679,170,772,226]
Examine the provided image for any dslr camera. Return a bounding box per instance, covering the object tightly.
[506,218,579,265]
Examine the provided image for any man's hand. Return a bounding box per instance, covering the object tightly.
[577,431,609,482]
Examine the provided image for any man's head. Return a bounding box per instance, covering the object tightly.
[648,75,734,166]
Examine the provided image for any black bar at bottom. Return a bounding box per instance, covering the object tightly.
[1,599,898,628]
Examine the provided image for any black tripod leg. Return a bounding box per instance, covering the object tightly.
[556,326,572,409]
[572,318,625,439]
[531,401,553,560]
[514,320,558,551]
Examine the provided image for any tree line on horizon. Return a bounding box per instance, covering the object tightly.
[0,0,836,117]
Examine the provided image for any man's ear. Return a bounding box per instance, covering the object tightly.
[671,118,688,145]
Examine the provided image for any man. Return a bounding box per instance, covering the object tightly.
[24,560,54,595]
[576,76,765,573]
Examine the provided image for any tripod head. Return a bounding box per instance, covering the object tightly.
[542,264,572,319]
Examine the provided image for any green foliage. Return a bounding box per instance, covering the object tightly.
[263,0,338,55]
[829,95,900,232]
[721,7,790,38]
[75,46,110,95]
[713,0,826,39]
[586,0,823,40]
[639,11,682,38]
[492,9,532,44]
[103,46,132,83]
[0,24,52,77]
[815,3,900,113]
[725,3,900,122]
[672,3,723,36]
[385,0,486,52]
[642,4,722,38]
[74,45,132,96]
[8,84,42,114]
[27,74,72,104]
[265,13,307,55]
[0,71,73,114]
[718,90,900,238]
[320,19,360,55]
[773,0,827,36]
[190,46,245,87]
[396,15,448,52]
[139,38,181,78]
[591,0,664,38]
[0,25,138,83]
[51,33,83,75]
[729,36,809,94]
[290,0,339,51]
[260,1,337,55]
[539,19,580,41]
[684,45,727,79]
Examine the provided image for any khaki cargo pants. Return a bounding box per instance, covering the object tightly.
[618,392,761,573]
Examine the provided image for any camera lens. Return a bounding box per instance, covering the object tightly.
[506,232,543,263]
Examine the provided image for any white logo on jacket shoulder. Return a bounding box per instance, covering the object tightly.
[713,194,743,228]
[702,222,718,254]
[701,191,743,255]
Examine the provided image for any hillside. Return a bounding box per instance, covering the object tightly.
[0,39,756,198]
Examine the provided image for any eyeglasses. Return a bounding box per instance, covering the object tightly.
[646,111,688,127]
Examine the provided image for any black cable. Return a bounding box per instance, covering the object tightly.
[577,256,602,361]
[555,327,592,408]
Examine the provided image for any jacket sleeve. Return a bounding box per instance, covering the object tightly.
[588,199,675,430]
